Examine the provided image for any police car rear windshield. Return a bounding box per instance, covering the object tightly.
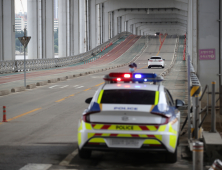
[151,57,161,59]
[101,90,155,104]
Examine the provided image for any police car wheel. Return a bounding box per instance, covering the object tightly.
[162,66,164,68]
[148,66,151,69]
[78,148,92,159]
[166,147,177,163]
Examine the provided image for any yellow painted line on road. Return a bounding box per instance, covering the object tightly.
[84,88,91,91]
[95,82,104,86]
[6,108,42,122]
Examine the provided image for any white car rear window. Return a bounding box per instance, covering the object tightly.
[150,57,161,59]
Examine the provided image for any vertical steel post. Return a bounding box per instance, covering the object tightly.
[211,81,216,132]
[187,55,191,139]
[24,28,27,87]
[194,95,199,139]
[193,141,203,170]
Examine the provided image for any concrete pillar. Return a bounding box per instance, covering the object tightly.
[108,12,111,39]
[89,0,96,49]
[70,0,74,56]
[74,0,79,55]
[42,0,54,58]
[96,3,101,46]
[67,0,71,56]
[28,0,54,59]
[100,3,104,43]
[192,0,198,71]
[104,3,109,41]
[0,0,15,61]
[187,0,192,60]
[111,11,114,38]
[58,0,67,57]
[79,0,87,53]
[114,11,118,35]
[27,0,38,59]
[121,15,125,32]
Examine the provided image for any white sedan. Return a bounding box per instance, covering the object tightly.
[77,72,184,163]
[148,56,165,68]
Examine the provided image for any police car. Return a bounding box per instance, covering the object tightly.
[77,72,184,163]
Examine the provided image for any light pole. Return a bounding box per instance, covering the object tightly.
[18,28,31,87]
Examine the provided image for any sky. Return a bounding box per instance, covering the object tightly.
[15,0,27,13]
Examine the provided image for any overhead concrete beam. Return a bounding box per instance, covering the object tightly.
[97,0,188,11]
[125,14,187,21]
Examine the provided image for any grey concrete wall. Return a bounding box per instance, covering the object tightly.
[198,0,221,98]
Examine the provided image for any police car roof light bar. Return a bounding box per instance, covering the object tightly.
[104,72,163,83]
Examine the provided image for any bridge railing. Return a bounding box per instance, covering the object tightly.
[0,32,132,73]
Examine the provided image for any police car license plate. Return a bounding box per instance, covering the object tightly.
[110,139,139,147]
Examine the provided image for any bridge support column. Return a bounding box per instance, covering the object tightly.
[96,4,101,46]
[89,0,96,49]
[28,0,54,59]
[73,0,79,55]
[0,0,15,61]
[79,0,87,53]
[58,0,67,57]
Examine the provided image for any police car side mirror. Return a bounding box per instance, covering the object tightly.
[163,59,165,61]
[85,97,93,104]
[175,99,185,108]
[148,59,149,60]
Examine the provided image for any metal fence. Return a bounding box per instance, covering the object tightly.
[0,32,132,74]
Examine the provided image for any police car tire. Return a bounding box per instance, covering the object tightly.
[148,66,151,69]
[162,66,164,68]
[166,147,177,163]
[78,148,91,159]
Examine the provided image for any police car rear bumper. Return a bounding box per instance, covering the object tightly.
[82,142,168,152]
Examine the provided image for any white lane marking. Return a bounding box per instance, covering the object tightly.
[59,149,78,166]
[73,85,79,87]
[60,85,69,88]
[75,86,84,89]
[19,164,52,170]
[49,85,59,89]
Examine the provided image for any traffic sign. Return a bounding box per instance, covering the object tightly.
[18,36,31,48]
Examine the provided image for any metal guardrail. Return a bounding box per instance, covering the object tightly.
[0,32,132,74]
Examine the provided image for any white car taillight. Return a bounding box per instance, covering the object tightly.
[149,60,153,62]
[159,60,162,62]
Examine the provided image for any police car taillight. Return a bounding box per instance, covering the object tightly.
[83,111,100,123]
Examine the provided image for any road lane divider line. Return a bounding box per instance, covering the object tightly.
[59,149,78,166]
[95,82,104,86]
[84,88,91,91]
[6,108,42,122]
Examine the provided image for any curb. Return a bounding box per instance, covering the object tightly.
[57,77,67,81]
[26,84,36,89]
[48,79,58,83]
[0,90,11,96]
[11,86,26,93]
[36,81,48,86]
